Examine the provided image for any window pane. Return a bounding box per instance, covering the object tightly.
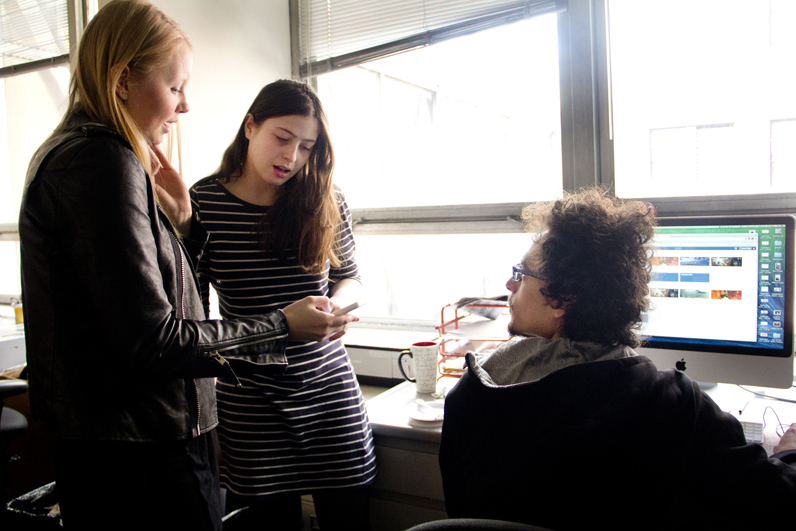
[0,239,20,298]
[610,0,796,198]
[355,232,534,322]
[0,65,68,302]
[771,119,796,186]
[0,66,70,224]
[317,14,562,208]
[0,0,69,67]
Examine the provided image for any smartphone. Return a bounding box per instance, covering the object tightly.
[333,302,362,316]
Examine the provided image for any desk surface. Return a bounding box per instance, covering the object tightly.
[704,383,796,455]
[0,324,26,371]
[366,380,796,456]
[365,381,443,444]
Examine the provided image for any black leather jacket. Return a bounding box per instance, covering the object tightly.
[19,120,288,442]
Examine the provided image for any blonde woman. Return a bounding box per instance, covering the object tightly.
[18,2,353,529]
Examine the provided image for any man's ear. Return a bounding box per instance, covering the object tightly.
[547,296,570,320]
[115,66,130,101]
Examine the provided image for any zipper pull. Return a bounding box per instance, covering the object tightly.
[210,351,242,387]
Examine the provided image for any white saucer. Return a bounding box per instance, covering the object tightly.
[408,399,444,427]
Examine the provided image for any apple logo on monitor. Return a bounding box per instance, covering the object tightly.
[675,358,686,371]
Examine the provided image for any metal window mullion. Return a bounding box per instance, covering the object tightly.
[559,0,603,192]
[0,52,69,78]
[66,0,90,66]
[350,204,526,235]
[0,222,19,241]
[639,193,796,218]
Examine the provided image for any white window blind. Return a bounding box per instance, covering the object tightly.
[293,0,565,78]
[0,0,69,76]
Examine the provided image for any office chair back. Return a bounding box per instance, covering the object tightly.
[404,519,552,531]
[1,378,30,495]
[0,379,28,438]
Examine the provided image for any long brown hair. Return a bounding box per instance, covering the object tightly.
[214,79,340,272]
[54,0,189,174]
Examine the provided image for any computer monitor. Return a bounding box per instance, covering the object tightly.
[637,214,795,389]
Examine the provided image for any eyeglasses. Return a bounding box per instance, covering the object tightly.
[512,263,546,283]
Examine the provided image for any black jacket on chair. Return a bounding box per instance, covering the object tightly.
[19,117,289,442]
[440,346,796,530]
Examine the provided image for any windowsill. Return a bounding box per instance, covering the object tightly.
[343,326,438,351]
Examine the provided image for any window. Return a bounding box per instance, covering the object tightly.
[295,0,796,328]
[318,15,561,322]
[0,67,70,226]
[353,233,535,323]
[295,0,563,323]
[318,16,562,210]
[0,0,69,68]
[0,0,84,316]
[771,119,796,187]
[649,124,736,193]
[0,66,70,311]
[608,0,796,200]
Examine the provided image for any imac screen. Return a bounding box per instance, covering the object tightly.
[638,215,795,388]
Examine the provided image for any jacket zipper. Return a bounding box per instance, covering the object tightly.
[165,218,285,435]
[178,242,201,435]
[172,231,186,320]
[168,227,200,434]
[209,334,289,354]
[193,379,201,436]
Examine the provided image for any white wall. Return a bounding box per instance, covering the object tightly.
[138,0,292,184]
[4,1,290,224]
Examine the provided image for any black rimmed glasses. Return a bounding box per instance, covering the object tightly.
[511,264,546,283]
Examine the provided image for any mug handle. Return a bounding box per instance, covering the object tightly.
[398,350,415,382]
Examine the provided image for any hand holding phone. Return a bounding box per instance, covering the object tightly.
[333,302,362,316]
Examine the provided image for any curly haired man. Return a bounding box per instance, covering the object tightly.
[439,189,796,530]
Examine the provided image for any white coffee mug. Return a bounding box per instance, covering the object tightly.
[398,341,439,394]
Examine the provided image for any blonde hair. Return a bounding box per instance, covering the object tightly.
[55,0,190,174]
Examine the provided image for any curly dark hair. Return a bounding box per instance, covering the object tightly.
[522,189,656,347]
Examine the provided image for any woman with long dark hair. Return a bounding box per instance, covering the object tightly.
[191,80,375,531]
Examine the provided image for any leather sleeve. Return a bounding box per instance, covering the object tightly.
[28,134,286,378]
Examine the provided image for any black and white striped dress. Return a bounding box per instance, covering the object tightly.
[190,178,376,497]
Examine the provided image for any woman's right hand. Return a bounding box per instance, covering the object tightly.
[282,296,358,341]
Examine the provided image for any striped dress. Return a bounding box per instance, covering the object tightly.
[190,178,376,497]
